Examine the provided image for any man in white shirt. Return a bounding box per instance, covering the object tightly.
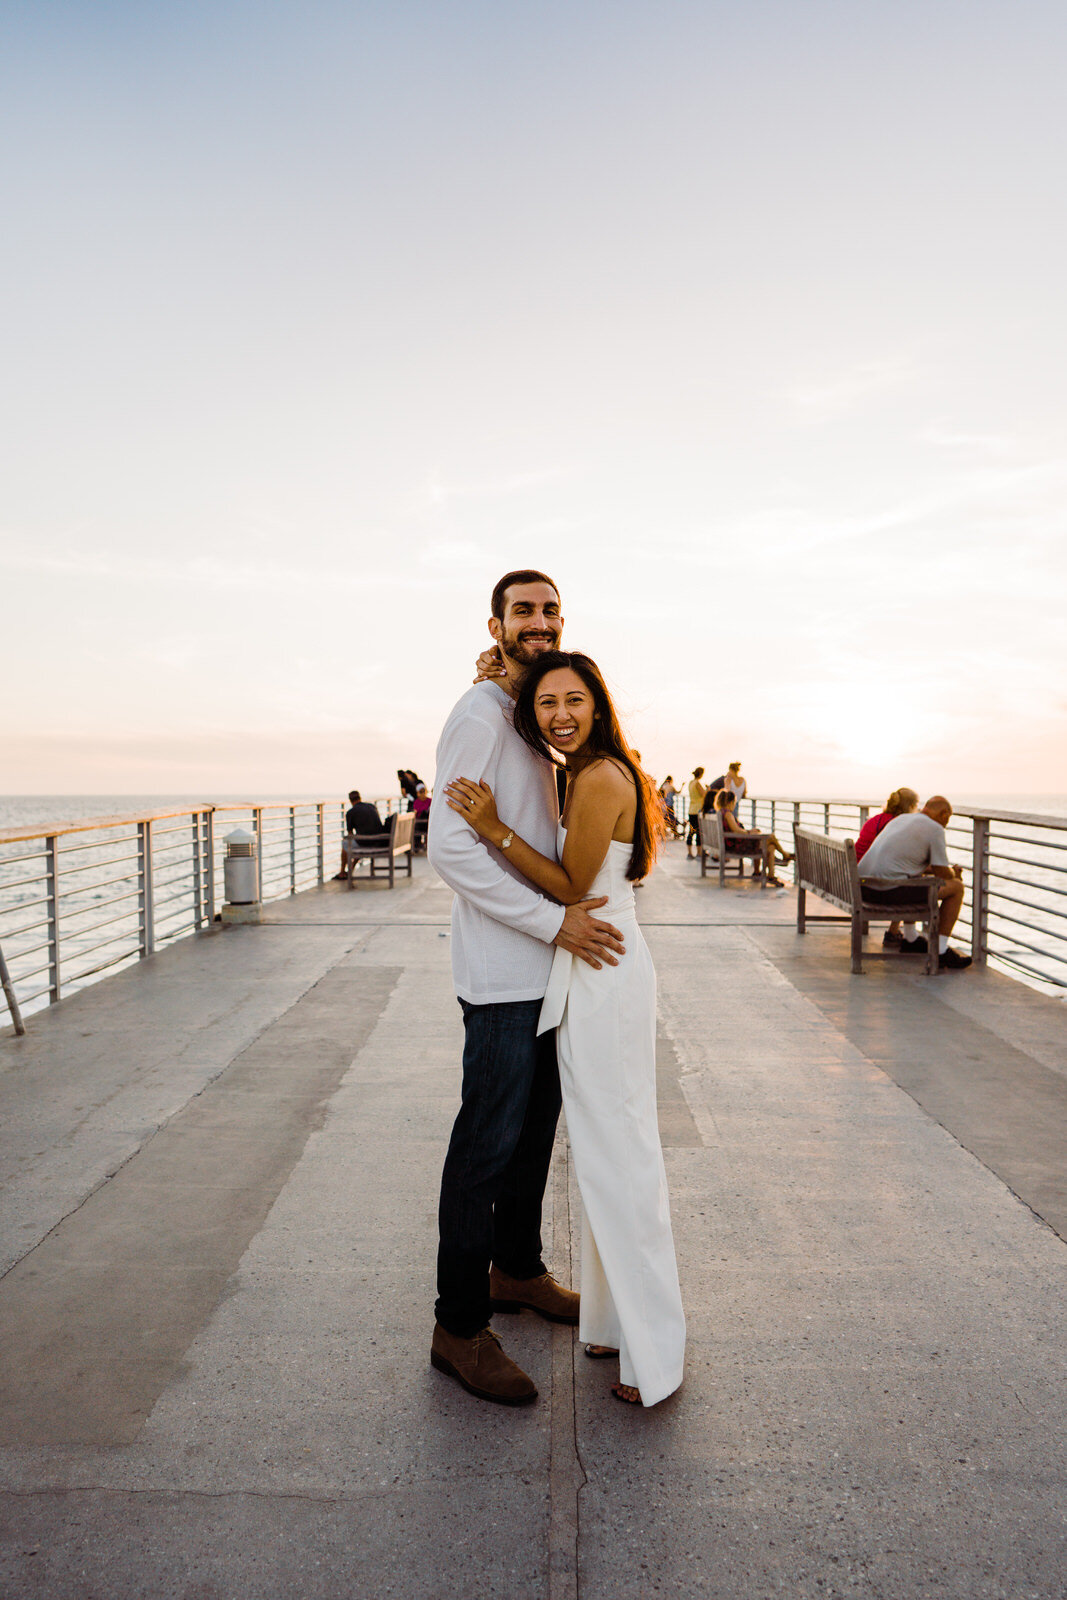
[858,796,972,970]
[427,569,626,1405]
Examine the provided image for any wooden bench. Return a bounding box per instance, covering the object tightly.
[697,811,766,886]
[793,827,940,975]
[346,811,414,889]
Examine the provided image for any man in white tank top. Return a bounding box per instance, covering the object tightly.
[428,570,626,1405]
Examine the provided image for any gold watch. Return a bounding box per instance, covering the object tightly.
[500,830,515,850]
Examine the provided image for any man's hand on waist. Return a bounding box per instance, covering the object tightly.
[553,897,625,970]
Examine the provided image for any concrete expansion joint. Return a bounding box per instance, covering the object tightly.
[0,1484,436,1506]
[547,1145,585,1600]
[0,1160,128,1282]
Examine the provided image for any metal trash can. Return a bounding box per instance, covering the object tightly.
[223,827,258,905]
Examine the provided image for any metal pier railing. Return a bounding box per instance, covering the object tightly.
[741,797,1067,995]
[0,797,397,1030]
[4,793,1065,1033]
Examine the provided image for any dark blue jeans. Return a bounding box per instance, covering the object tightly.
[435,998,561,1338]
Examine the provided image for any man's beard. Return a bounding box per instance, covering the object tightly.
[499,625,561,668]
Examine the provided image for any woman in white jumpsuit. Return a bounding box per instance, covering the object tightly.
[446,651,685,1407]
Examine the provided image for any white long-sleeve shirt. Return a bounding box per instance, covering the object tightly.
[428,681,566,1004]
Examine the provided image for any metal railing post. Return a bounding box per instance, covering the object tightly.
[289,806,297,895]
[137,820,156,957]
[192,813,204,929]
[0,942,26,1035]
[46,834,61,1001]
[859,805,869,826]
[823,803,831,834]
[971,816,990,965]
[317,803,326,884]
[205,809,216,923]
[253,808,264,901]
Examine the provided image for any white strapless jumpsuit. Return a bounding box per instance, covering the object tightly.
[538,827,685,1406]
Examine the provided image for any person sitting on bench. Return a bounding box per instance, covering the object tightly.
[334,789,390,880]
[715,790,793,887]
[856,795,972,970]
[855,786,919,948]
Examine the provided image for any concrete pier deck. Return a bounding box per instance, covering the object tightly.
[2,845,1066,1599]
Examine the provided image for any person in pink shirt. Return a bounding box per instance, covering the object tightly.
[854,787,918,946]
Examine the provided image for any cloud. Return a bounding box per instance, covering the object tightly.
[420,465,562,512]
[782,355,925,419]
[920,422,1028,461]
[0,540,470,598]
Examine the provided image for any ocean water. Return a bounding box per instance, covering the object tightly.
[0,796,354,1019]
[0,795,345,831]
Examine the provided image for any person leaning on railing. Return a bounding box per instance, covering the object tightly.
[658,777,683,838]
[686,768,706,858]
[854,787,919,949]
[715,789,793,887]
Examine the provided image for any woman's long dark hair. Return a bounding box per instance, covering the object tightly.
[513,651,662,881]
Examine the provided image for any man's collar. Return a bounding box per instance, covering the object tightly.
[476,678,515,708]
[476,677,520,707]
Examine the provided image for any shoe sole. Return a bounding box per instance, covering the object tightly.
[430,1348,538,1405]
[489,1296,579,1326]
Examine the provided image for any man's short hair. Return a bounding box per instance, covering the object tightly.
[349,790,361,803]
[491,569,560,620]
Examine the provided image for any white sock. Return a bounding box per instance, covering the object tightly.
[903,923,917,940]
[939,934,949,955]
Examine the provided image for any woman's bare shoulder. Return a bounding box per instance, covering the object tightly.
[573,757,635,796]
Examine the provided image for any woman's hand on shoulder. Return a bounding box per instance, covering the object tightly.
[473,646,507,684]
[444,777,504,843]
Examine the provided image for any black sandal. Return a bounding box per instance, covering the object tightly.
[584,1344,619,1359]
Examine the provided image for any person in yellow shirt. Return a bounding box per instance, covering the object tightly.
[686,767,706,857]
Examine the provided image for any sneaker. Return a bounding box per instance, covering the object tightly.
[899,936,928,954]
[939,947,973,971]
[882,929,904,948]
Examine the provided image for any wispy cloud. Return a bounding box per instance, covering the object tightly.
[0,542,465,596]
[420,466,562,511]
[782,355,926,419]
[920,422,1029,461]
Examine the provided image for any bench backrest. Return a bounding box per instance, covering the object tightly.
[697,812,725,858]
[347,810,415,854]
[391,812,415,851]
[793,828,859,912]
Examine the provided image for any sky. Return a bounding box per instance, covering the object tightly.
[2,0,1065,802]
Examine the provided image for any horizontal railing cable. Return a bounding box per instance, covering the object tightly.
[0,797,362,1026]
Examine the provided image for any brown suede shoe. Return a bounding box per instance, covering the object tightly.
[430,1323,538,1406]
[489,1266,580,1325]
